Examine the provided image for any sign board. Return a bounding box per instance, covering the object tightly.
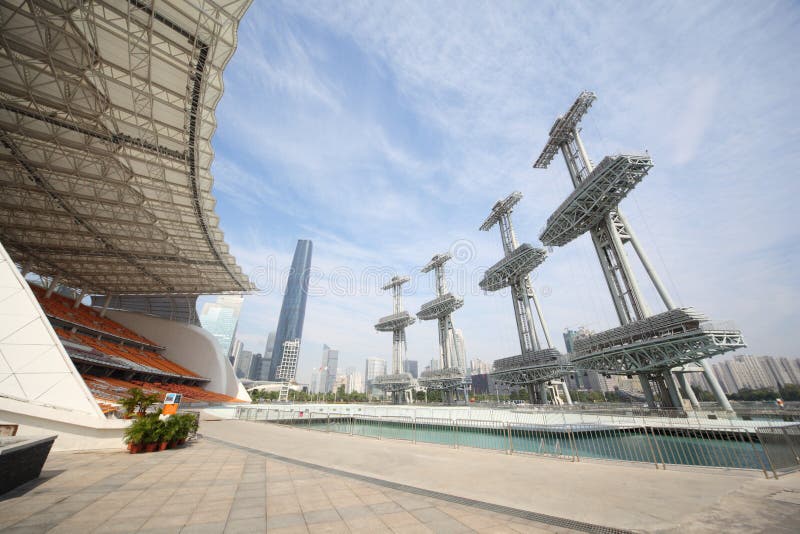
[162,393,182,415]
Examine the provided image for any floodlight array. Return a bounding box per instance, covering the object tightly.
[539,154,653,247]
[479,243,547,292]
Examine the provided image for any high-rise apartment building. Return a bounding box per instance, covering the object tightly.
[404,360,418,378]
[713,356,769,394]
[344,366,364,394]
[268,240,313,380]
[199,295,244,359]
[275,340,300,382]
[469,358,490,375]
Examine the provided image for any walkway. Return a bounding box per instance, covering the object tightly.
[201,418,800,533]
[0,417,797,533]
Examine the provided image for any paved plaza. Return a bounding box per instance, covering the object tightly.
[1,416,799,533]
[0,438,579,533]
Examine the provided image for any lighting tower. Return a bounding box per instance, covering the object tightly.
[479,192,571,404]
[417,252,470,403]
[533,91,744,410]
[373,275,416,403]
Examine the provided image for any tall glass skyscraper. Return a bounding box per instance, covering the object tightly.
[199,295,244,359]
[267,239,313,380]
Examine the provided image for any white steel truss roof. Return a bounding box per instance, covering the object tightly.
[0,0,255,295]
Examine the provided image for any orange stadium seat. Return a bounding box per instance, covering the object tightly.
[82,375,239,405]
[30,284,153,344]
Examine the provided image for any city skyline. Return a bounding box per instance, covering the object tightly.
[200,1,799,386]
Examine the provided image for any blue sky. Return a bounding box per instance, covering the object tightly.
[203,0,800,385]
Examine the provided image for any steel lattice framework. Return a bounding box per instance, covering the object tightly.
[0,0,255,295]
[373,275,415,399]
[417,252,468,396]
[479,192,569,402]
[533,91,744,409]
[491,349,573,386]
[540,155,653,247]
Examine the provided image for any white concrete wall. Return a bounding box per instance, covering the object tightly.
[0,240,104,419]
[0,396,127,451]
[106,310,250,402]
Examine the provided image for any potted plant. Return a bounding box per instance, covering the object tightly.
[141,415,162,453]
[123,417,147,454]
[120,388,162,418]
[163,416,181,449]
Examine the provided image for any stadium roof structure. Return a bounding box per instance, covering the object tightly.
[0,0,255,295]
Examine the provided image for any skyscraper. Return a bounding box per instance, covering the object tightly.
[320,344,339,393]
[262,331,276,376]
[404,360,418,378]
[199,295,244,359]
[234,349,253,379]
[364,358,386,393]
[268,240,313,380]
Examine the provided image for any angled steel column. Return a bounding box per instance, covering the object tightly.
[639,375,656,408]
[677,372,700,409]
[701,359,733,412]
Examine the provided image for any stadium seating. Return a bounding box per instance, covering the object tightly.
[30,284,152,344]
[55,328,198,378]
[82,375,239,405]
[28,282,241,411]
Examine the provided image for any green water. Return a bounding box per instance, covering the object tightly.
[291,418,768,470]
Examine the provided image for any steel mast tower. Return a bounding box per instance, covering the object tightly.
[417,253,470,404]
[479,192,571,404]
[534,91,744,410]
[373,275,416,403]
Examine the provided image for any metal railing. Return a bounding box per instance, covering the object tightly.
[233,406,797,478]
[755,423,800,477]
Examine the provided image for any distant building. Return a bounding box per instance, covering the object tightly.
[453,328,467,371]
[404,360,418,378]
[346,368,364,394]
[199,295,244,360]
[320,345,339,393]
[365,358,386,393]
[709,355,800,394]
[230,339,243,367]
[712,355,779,394]
[248,353,263,381]
[563,328,611,392]
[262,331,275,377]
[469,358,490,375]
[268,240,312,380]
[275,340,300,382]
[234,350,253,379]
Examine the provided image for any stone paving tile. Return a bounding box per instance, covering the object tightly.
[223,517,267,533]
[344,516,393,532]
[0,439,586,534]
[304,508,343,525]
[334,504,376,521]
[410,506,460,524]
[308,520,351,533]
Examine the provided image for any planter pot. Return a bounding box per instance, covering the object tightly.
[168,440,177,449]
[177,438,186,446]
[158,442,168,451]
[144,443,158,453]
[129,443,143,454]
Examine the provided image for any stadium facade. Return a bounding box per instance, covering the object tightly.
[0,0,255,450]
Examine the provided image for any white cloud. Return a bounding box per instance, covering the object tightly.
[209,1,800,382]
